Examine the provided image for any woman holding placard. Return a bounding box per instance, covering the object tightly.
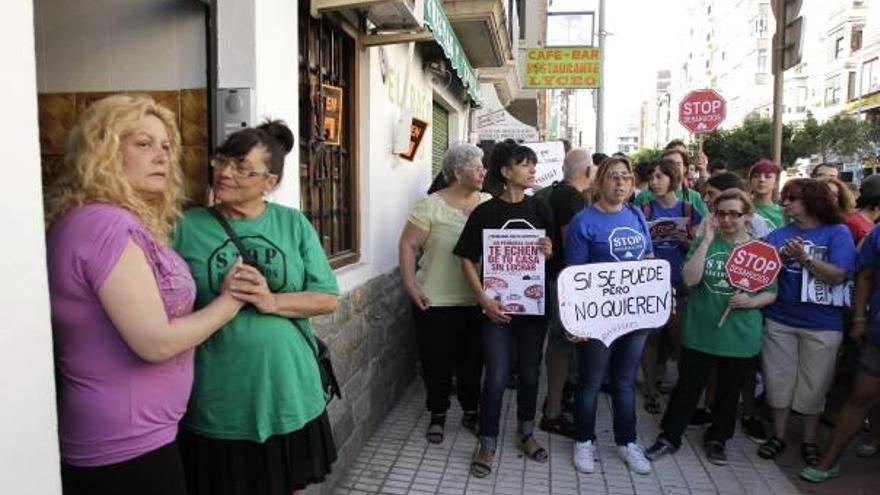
[644,189,777,465]
[758,178,856,466]
[565,156,655,475]
[639,158,702,414]
[454,141,553,478]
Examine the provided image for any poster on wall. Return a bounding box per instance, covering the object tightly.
[399,117,429,161]
[322,84,343,146]
[522,141,566,188]
[482,228,546,315]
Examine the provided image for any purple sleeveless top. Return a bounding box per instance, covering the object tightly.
[47,204,196,466]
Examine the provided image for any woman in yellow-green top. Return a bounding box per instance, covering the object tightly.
[399,143,491,444]
[174,121,339,495]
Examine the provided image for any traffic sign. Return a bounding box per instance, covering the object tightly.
[724,240,781,293]
[679,89,726,134]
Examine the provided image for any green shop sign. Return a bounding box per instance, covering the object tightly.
[524,46,602,89]
[423,0,481,105]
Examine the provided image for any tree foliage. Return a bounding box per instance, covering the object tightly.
[627,147,663,164]
[703,114,878,173]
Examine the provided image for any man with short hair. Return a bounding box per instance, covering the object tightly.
[535,149,595,438]
[709,160,729,177]
[811,163,840,180]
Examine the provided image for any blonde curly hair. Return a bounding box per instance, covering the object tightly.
[45,94,185,243]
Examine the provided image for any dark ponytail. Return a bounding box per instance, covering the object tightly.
[215,119,294,183]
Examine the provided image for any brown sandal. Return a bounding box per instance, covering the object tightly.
[520,434,549,463]
[470,446,494,478]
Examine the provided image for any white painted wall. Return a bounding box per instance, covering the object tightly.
[33,0,207,92]
[336,43,469,292]
[255,0,300,207]
[1,1,61,493]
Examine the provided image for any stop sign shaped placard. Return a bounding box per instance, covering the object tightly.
[724,240,781,292]
[679,88,726,133]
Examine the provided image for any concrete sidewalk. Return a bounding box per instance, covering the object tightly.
[331,381,802,495]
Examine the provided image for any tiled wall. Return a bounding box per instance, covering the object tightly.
[38,88,210,205]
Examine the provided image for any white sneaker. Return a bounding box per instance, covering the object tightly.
[573,440,595,473]
[617,442,652,475]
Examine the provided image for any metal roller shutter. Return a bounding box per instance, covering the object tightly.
[431,101,449,176]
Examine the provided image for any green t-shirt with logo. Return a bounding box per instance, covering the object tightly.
[173,203,339,442]
[682,236,776,358]
[754,202,784,229]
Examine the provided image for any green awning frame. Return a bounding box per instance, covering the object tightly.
[423,0,482,106]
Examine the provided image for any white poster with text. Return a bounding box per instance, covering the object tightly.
[523,141,566,188]
[557,260,673,346]
[482,229,546,315]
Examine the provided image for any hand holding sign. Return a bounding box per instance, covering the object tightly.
[719,240,781,326]
[557,260,673,347]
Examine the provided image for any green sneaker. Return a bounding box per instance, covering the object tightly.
[800,465,840,483]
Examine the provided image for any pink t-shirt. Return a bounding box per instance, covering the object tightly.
[47,204,196,466]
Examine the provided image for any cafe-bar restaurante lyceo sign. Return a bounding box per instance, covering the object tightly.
[524,47,601,89]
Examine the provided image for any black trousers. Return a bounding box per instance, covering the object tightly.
[61,441,187,495]
[659,347,753,448]
[413,305,484,414]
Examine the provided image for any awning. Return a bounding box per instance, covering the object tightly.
[848,91,880,112]
[423,0,481,105]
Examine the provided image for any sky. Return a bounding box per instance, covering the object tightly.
[547,0,687,148]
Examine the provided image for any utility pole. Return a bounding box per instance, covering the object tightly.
[596,0,606,153]
[771,0,785,165]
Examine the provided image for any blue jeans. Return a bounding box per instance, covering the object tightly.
[478,315,547,450]
[574,329,651,445]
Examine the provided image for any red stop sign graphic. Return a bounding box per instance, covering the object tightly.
[724,240,781,292]
[679,89,726,134]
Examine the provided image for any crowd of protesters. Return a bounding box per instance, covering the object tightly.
[43,91,880,493]
[399,136,880,483]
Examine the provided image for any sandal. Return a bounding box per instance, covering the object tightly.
[801,443,822,466]
[800,464,840,483]
[520,434,549,463]
[425,414,445,444]
[643,392,663,414]
[758,436,786,459]
[470,446,494,478]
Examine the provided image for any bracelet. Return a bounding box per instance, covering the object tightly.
[852,316,867,323]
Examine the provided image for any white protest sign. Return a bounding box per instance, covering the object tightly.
[800,245,852,307]
[483,228,546,315]
[523,141,565,188]
[557,260,673,346]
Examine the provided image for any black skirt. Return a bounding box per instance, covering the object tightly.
[61,441,188,495]
[178,411,337,495]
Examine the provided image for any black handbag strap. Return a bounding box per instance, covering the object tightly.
[208,208,321,357]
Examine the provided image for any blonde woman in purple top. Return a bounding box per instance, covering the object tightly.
[45,95,244,495]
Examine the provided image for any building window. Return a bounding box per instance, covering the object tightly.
[298,3,359,268]
[848,71,857,100]
[754,15,768,36]
[825,75,842,105]
[852,26,863,51]
[834,35,845,60]
[757,49,768,73]
[862,58,879,96]
[796,87,807,113]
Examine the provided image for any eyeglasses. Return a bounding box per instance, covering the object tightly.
[210,156,274,179]
[608,172,634,182]
[715,210,745,219]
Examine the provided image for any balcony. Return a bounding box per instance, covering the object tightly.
[441,0,513,68]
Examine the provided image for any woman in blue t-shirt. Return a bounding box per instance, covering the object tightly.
[759,179,856,466]
[802,223,880,482]
[639,158,701,414]
[565,156,655,476]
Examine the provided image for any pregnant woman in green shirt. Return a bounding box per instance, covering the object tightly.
[174,121,339,495]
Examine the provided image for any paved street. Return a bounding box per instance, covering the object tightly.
[332,380,801,495]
